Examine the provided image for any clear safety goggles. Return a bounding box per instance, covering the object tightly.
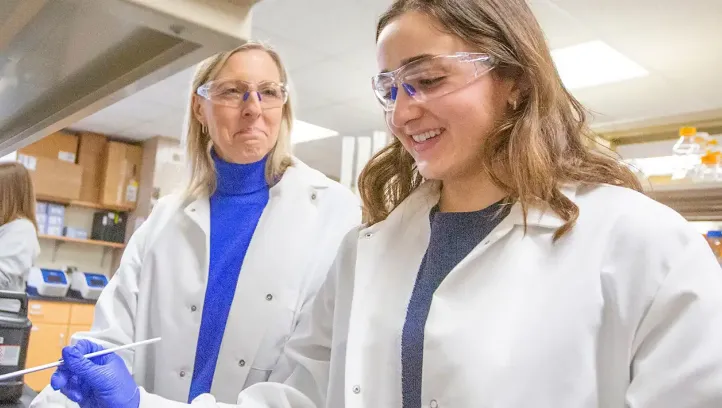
[196,79,289,110]
[371,52,496,113]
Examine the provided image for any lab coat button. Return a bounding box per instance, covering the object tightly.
[311,193,317,200]
[238,359,246,367]
[190,305,197,312]
[430,400,438,408]
[352,385,361,394]
[364,232,373,238]
[179,371,186,378]
[266,294,273,301]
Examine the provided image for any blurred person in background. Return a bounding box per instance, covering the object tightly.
[30,41,360,408]
[0,162,40,312]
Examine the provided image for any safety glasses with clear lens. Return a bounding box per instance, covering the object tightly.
[196,79,289,110]
[371,52,496,112]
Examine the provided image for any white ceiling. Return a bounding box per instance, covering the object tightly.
[67,0,722,178]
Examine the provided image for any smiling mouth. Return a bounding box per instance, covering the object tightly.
[411,128,444,143]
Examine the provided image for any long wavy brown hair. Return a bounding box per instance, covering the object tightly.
[359,0,641,240]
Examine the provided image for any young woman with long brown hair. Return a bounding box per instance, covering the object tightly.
[49,1,722,407]
[0,162,39,310]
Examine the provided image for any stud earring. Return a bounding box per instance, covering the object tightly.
[201,124,208,135]
[511,100,518,110]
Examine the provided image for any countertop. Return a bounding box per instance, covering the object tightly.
[0,386,37,408]
[27,293,97,305]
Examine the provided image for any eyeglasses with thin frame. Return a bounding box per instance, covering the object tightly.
[371,52,496,113]
[196,79,289,110]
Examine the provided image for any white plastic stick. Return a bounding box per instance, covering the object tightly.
[0,337,161,382]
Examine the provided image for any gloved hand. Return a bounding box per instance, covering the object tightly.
[50,340,140,408]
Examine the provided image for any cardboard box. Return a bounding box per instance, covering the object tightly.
[18,131,78,163]
[100,142,142,209]
[19,154,83,201]
[77,132,108,203]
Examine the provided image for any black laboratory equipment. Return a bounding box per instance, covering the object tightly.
[0,291,31,403]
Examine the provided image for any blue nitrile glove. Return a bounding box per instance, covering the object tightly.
[50,340,140,408]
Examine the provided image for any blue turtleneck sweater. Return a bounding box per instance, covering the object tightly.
[188,151,270,402]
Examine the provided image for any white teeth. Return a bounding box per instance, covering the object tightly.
[411,129,442,143]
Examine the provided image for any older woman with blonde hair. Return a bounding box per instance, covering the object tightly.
[0,162,40,310]
[30,41,360,408]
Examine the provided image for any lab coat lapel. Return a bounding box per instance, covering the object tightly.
[183,197,211,283]
[184,197,211,236]
[444,185,578,275]
[346,182,440,407]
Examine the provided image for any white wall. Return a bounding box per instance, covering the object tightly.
[152,138,188,199]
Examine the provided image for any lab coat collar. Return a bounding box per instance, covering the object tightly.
[183,196,211,236]
[181,157,331,233]
[360,180,578,236]
[507,184,578,230]
[268,158,333,199]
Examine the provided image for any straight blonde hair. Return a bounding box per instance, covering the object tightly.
[360,0,641,240]
[184,41,294,199]
[0,162,37,230]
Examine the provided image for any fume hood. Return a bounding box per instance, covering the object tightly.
[0,0,257,155]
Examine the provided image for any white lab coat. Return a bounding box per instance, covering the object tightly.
[139,181,722,408]
[30,159,361,407]
[0,218,39,310]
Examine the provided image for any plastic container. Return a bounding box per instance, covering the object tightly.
[672,126,700,155]
[695,135,721,182]
[671,127,703,180]
[706,230,722,261]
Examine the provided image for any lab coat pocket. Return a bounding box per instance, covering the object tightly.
[245,367,273,386]
[249,287,299,372]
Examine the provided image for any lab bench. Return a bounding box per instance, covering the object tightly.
[24,295,96,392]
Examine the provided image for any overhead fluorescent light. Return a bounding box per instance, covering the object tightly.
[552,40,649,90]
[291,120,339,144]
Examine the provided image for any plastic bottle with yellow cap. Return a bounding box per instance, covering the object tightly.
[694,131,720,182]
[672,126,701,155]
[671,126,702,180]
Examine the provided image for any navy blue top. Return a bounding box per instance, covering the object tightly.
[188,150,269,402]
[401,200,511,408]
